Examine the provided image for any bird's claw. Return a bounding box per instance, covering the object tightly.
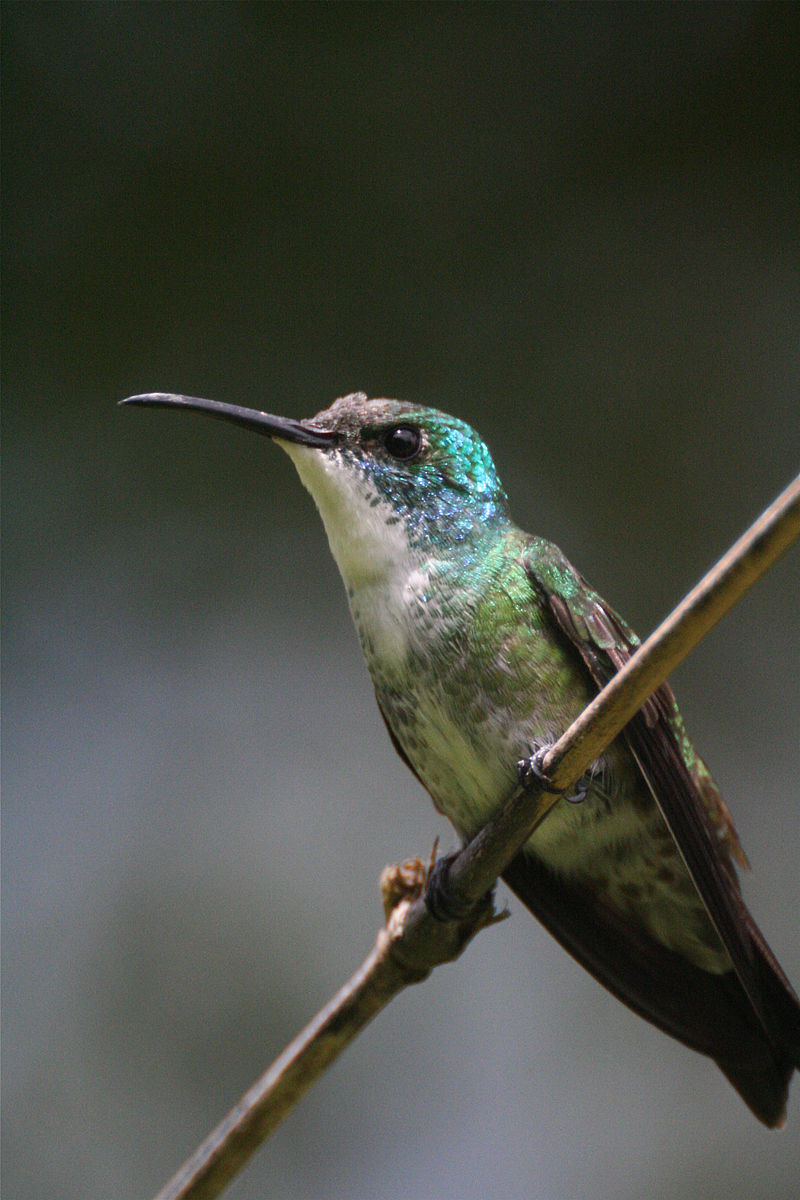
[516,746,590,804]
[424,851,477,921]
[516,746,566,795]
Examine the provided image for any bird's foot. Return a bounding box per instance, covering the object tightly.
[516,746,590,804]
[424,850,504,927]
[424,851,476,921]
[516,746,566,795]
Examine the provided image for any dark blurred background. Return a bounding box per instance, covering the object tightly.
[3,4,799,1198]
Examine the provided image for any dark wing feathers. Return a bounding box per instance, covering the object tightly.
[516,538,800,1124]
[500,852,793,1126]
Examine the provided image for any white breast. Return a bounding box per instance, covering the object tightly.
[282,442,428,664]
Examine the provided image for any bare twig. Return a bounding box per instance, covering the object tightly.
[153,471,800,1200]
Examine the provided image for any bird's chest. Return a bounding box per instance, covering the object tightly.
[348,563,653,877]
[348,565,546,834]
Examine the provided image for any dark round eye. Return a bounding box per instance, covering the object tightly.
[383,424,422,460]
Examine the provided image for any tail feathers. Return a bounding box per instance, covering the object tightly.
[753,930,800,1069]
[714,972,798,1129]
[721,901,800,1126]
[715,1039,794,1129]
[502,852,800,1127]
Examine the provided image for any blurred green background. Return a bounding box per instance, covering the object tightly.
[3,4,799,1198]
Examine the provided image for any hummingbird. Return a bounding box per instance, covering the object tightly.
[121,390,800,1127]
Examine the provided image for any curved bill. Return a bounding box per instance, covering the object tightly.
[119,393,338,448]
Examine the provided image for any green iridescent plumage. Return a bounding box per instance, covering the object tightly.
[122,388,800,1127]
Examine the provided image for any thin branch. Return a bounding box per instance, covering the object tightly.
[152,471,800,1200]
[153,931,411,1200]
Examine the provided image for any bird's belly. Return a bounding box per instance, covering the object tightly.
[384,688,730,974]
[385,682,641,873]
[385,679,624,856]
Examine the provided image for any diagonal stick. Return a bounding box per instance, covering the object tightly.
[153,471,800,1200]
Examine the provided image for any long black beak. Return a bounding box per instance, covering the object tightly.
[119,393,338,448]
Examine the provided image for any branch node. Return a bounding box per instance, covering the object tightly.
[380,856,427,920]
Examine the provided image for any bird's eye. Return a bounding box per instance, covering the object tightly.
[383,424,422,460]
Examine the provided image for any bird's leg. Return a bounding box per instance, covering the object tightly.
[516,745,591,804]
[516,746,566,795]
[424,851,478,920]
